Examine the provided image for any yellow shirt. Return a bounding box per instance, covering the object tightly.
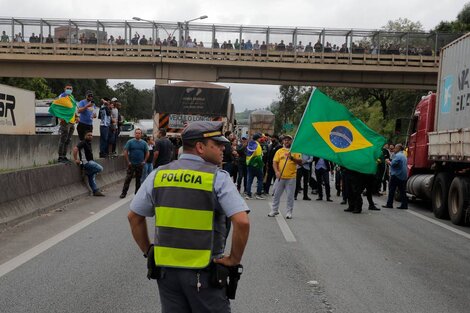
[273,148,301,179]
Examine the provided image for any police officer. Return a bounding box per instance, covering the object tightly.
[128,121,250,313]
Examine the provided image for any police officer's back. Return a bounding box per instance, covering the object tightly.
[128,121,250,313]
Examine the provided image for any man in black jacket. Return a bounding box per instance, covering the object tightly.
[264,135,281,195]
[313,157,333,201]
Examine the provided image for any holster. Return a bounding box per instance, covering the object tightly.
[147,247,161,280]
[227,264,243,300]
[209,263,229,288]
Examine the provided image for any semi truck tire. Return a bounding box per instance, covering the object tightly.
[448,177,470,226]
[432,172,452,219]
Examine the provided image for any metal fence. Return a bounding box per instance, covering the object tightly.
[0,17,464,57]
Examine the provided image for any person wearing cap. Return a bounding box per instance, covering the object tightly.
[128,121,250,313]
[77,90,96,141]
[245,133,265,200]
[268,135,302,219]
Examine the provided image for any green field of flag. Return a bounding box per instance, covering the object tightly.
[291,88,386,174]
[48,95,77,123]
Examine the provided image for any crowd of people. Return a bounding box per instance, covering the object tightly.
[0,29,436,56]
[218,132,408,217]
[53,85,407,214]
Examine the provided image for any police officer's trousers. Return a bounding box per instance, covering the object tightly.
[157,267,231,313]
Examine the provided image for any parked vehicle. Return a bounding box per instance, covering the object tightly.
[404,33,470,226]
[120,121,135,137]
[153,81,234,137]
[0,83,35,135]
[35,102,60,135]
[248,110,275,137]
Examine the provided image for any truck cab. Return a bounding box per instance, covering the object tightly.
[35,99,59,135]
[407,92,436,176]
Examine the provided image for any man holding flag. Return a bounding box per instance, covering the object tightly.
[290,88,386,208]
[49,84,78,163]
[268,135,302,219]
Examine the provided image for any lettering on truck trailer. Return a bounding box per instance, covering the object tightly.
[0,93,16,126]
[456,67,470,112]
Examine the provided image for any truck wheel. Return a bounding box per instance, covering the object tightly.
[432,172,452,219]
[448,177,470,226]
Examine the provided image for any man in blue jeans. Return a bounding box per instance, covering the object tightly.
[98,98,111,158]
[383,144,408,209]
[245,133,265,200]
[73,131,104,196]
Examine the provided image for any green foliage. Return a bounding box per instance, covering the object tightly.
[275,85,422,143]
[382,18,424,32]
[0,77,55,99]
[45,79,114,100]
[457,2,470,25]
[112,81,153,120]
[434,2,470,32]
[235,108,255,120]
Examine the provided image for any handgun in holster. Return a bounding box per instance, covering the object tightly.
[227,264,243,300]
[147,246,161,280]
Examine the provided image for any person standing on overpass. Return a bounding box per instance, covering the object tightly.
[128,121,250,313]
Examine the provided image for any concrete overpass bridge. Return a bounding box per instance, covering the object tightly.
[0,17,462,89]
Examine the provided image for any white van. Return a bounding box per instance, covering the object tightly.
[119,121,134,137]
[137,119,154,137]
[35,99,60,135]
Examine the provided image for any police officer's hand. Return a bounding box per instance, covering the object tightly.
[213,255,240,267]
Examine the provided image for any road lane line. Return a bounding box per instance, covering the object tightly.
[0,196,133,278]
[406,210,470,240]
[269,202,297,242]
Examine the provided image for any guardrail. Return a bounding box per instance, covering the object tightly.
[0,42,439,69]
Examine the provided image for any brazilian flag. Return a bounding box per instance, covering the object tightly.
[291,88,386,174]
[48,95,77,123]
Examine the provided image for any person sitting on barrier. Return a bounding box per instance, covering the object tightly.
[73,131,104,197]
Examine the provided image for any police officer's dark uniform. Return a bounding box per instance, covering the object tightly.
[128,121,250,313]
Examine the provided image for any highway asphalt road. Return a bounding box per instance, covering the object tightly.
[1,185,469,313]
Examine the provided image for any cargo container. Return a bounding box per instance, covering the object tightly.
[405,33,470,225]
[153,82,234,137]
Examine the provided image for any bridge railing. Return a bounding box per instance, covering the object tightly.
[0,42,439,69]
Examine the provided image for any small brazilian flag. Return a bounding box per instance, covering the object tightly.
[49,95,77,123]
[291,88,386,175]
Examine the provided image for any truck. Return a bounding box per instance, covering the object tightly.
[35,102,60,135]
[153,81,234,137]
[248,110,275,137]
[405,32,470,226]
[0,83,35,135]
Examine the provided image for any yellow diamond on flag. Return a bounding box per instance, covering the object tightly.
[52,96,74,108]
[312,121,373,153]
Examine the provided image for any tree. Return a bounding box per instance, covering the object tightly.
[382,18,424,32]
[434,2,470,32]
[113,81,153,120]
[457,2,470,25]
[0,77,55,99]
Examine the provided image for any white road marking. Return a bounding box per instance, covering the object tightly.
[269,202,297,242]
[406,209,470,240]
[0,197,133,278]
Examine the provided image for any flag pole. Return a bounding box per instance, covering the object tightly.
[290,86,316,151]
[278,86,317,179]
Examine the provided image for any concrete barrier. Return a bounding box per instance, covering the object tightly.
[0,156,127,231]
[0,134,129,170]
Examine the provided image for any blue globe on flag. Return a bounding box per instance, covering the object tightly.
[329,126,353,149]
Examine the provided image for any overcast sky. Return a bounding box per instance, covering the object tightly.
[2,0,468,111]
